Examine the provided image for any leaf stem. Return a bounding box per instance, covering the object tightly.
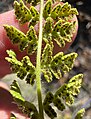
[36,0,44,118]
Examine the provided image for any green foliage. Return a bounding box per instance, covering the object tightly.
[75,108,85,119]
[14,0,39,24]
[6,50,35,85]
[55,74,83,105]
[13,0,77,48]
[51,3,62,20]
[14,0,32,24]
[4,0,78,55]
[4,0,85,119]
[10,80,39,119]
[50,52,78,79]
[44,104,57,119]
[43,74,83,118]
[43,17,53,37]
[43,0,52,19]
[26,25,38,54]
[6,49,78,83]
[29,6,39,26]
[4,25,38,53]
[59,2,78,17]
[4,25,27,44]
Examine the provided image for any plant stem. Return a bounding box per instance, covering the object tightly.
[36,0,44,118]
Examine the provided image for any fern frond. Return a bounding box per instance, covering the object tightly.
[43,92,54,105]
[14,0,32,24]
[51,52,77,77]
[43,0,52,19]
[10,80,38,118]
[55,74,83,106]
[51,4,61,20]
[59,2,71,17]
[6,50,35,85]
[75,108,85,119]
[4,25,38,53]
[4,25,28,51]
[26,26,38,54]
[42,68,52,82]
[50,52,69,78]
[68,74,83,95]
[29,6,39,26]
[53,97,65,111]
[44,104,57,119]
[61,52,78,72]
[41,43,53,66]
[43,17,53,36]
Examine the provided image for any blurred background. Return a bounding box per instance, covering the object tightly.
[0,0,91,118]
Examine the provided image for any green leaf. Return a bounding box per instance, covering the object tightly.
[6,50,36,85]
[14,0,32,24]
[68,74,83,96]
[52,19,67,47]
[41,43,53,66]
[60,22,74,42]
[51,4,61,20]
[53,97,65,111]
[27,40,38,54]
[27,26,37,41]
[19,40,28,51]
[75,108,85,119]
[10,80,38,118]
[52,19,63,36]
[50,67,62,79]
[4,25,28,51]
[22,56,35,71]
[23,101,38,118]
[55,74,83,106]
[4,25,38,53]
[61,52,78,71]
[54,34,65,47]
[28,6,39,26]
[50,52,63,79]
[26,26,38,54]
[26,72,36,85]
[69,8,78,16]
[51,52,64,64]
[65,92,74,106]
[52,18,76,47]
[61,22,72,31]
[30,6,39,18]
[5,54,22,73]
[21,56,36,84]
[51,52,78,76]
[55,84,74,106]
[29,17,39,26]
[42,69,52,82]
[43,92,54,105]
[10,80,25,102]
[17,67,27,79]
[58,2,78,17]
[43,0,52,19]
[44,104,57,119]
[43,17,53,35]
[6,50,16,58]
[59,2,71,17]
